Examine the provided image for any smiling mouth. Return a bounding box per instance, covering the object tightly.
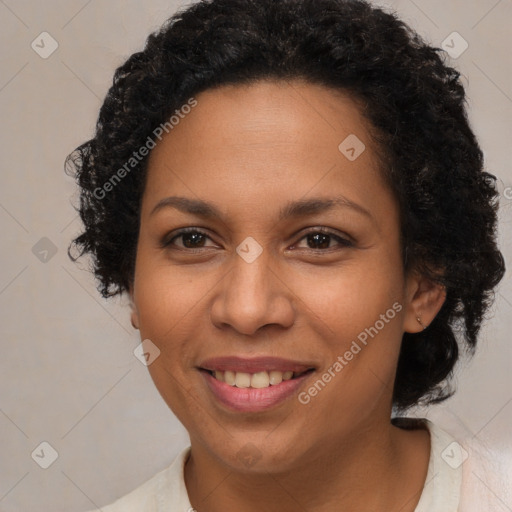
[201,368,315,389]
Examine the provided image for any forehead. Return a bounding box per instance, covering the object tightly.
[154,79,376,153]
[142,79,395,227]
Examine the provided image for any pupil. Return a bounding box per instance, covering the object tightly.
[183,233,205,248]
[309,233,330,249]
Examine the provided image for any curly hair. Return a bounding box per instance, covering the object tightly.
[66,0,505,410]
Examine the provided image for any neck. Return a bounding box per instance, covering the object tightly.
[184,420,430,512]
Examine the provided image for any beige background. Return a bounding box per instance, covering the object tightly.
[0,1,510,510]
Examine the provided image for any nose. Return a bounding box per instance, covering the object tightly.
[209,247,295,336]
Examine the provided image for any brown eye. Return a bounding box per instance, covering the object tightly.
[294,229,353,251]
[161,228,215,250]
[179,231,207,248]
[306,232,331,249]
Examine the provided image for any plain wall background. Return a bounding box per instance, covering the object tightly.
[0,1,510,510]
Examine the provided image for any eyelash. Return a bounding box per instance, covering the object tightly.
[161,227,354,252]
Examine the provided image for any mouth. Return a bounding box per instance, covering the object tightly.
[200,368,314,389]
[197,356,316,412]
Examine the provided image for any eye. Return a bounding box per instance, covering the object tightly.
[161,228,216,250]
[161,227,353,252]
[292,228,353,251]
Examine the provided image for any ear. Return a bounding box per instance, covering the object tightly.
[403,270,446,333]
[128,284,140,330]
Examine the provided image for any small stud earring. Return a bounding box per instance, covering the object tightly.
[416,316,427,330]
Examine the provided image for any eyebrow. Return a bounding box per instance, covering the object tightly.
[150,195,375,223]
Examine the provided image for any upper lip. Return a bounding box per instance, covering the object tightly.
[198,356,316,374]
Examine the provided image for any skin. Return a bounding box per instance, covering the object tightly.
[129,79,446,512]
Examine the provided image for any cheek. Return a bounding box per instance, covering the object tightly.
[291,259,405,404]
[132,261,210,401]
[133,262,205,418]
[292,260,404,337]
[133,254,210,339]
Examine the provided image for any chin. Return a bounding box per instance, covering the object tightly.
[205,431,308,474]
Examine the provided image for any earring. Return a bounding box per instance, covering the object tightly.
[416,316,427,330]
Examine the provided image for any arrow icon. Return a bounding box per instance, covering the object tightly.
[31,441,59,468]
[339,134,365,161]
[441,32,468,59]
[134,339,161,366]
[236,237,263,263]
[32,237,58,263]
[236,443,263,467]
[31,31,59,59]
[441,441,468,468]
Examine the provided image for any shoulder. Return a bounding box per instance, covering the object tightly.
[457,432,512,511]
[396,416,511,512]
[84,446,192,512]
[424,414,511,511]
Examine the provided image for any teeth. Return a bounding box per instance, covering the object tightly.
[269,370,283,385]
[224,370,236,386]
[251,371,270,388]
[235,372,251,388]
[211,369,302,388]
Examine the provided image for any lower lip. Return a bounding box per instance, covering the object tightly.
[200,370,313,413]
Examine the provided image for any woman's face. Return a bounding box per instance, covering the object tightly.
[131,79,423,471]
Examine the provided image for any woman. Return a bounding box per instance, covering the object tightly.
[68,0,507,510]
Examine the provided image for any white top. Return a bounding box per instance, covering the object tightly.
[87,419,509,511]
